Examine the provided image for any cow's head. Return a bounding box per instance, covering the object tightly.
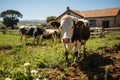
[50,15,89,44]
[49,21,60,28]
[59,15,76,43]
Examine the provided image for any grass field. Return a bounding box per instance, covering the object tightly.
[0,32,120,80]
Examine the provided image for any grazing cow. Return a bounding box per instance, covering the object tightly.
[42,29,61,42]
[19,26,44,44]
[50,15,90,63]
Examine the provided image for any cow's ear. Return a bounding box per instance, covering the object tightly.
[50,21,60,28]
[76,21,84,27]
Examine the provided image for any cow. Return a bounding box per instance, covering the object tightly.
[50,15,90,63]
[42,29,61,42]
[19,26,44,44]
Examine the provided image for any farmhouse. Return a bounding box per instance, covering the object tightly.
[55,7,120,28]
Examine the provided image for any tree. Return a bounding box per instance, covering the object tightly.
[0,10,23,29]
[46,16,56,23]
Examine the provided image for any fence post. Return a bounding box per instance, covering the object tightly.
[100,27,104,38]
[2,29,6,34]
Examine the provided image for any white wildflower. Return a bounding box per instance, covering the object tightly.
[31,69,38,76]
[24,62,30,66]
[5,78,12,80]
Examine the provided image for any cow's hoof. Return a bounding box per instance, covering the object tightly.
[71,62,78,68]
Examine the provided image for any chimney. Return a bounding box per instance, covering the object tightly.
[67,6,70,11]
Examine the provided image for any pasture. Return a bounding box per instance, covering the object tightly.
[0,32,120,80]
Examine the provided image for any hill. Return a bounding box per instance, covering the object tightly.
[19,19,47,25]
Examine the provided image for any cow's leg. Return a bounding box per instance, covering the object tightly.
[39,35,43,44]
[20,34,23,41]
[34,36,37,44]
[25,35,27,43]
[64,43,72,63]
[74,41,81,62]
[33,34,39,44]
[36,38,39,44]
[36,35,40,44]
[64,43,74,64]
[65,51,69,63]
[81,40,87,58]
[34,36,40,44]
[64,43,69,63]
[20,35,23,41]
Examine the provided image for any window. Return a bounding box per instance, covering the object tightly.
[102,21,109,28]
[67,12,70,15]
[89,20,96,27]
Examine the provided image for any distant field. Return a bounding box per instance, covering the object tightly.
[0,32,120,80]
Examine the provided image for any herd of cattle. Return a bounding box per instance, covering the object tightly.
[19,15,90,63]
[19,26,60,44]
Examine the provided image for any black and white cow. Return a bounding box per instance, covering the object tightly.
[50,15,90,63]
[42,29,61,42]
[19,26,44,44]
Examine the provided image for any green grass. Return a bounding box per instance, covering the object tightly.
[0,32,120,80]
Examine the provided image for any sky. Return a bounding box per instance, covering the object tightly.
[0,0,120,20]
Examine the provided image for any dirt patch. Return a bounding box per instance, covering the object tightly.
[38,48,120,80]
[78,52,120,80]
[0,45,12,50]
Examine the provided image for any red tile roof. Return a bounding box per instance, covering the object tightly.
[72,8,120,18]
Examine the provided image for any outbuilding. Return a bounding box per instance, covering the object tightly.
[55,7,120,28]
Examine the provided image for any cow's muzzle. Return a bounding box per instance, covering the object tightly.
[63,38,70,43]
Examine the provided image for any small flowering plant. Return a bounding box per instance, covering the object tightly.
[31,69,38,76]
[31,69,38,79]
[24,62,30,67]
[24,62,30,74]
[23,62,33,80]
[5,78,12,80]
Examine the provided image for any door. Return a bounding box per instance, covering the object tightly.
[102,21,109,28]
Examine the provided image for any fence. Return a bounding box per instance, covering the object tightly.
[104,27,120,34]
[90,27,120,38]
[90,27,104,38]
[0,27,120,38]
[0,29,20,35]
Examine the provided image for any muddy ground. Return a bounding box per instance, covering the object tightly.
[38,44,120,80]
